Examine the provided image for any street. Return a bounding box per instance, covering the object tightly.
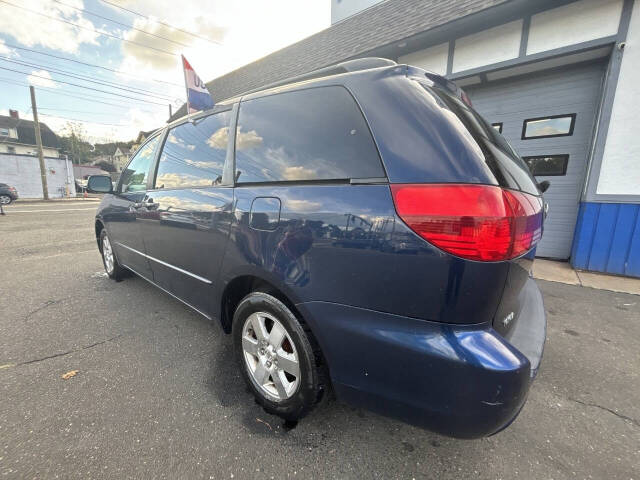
[0,201,638,479]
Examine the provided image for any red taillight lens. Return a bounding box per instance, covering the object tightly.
[390,184,543,261]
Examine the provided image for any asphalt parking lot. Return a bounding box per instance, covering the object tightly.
[0,201,638,479]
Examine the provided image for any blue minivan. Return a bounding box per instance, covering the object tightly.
[88,58,547,438]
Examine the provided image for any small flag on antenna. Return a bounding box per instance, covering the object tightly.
[182,55,214,114]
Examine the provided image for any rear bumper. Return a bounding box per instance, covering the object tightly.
[297,278,546,439]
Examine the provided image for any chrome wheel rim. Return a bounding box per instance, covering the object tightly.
[0,195,10,204]
[241,311,300,402]
[102,235,114,274]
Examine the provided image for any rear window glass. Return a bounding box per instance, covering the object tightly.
[429,85,540,196]
[235,86,385,183]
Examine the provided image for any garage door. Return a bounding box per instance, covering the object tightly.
[465,61,606,259]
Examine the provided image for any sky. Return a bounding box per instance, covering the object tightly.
[0,0,330,143]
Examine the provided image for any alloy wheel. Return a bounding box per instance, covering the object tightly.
[102,235,115,274]
[241,311,300,401]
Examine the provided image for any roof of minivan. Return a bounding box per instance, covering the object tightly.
[166,59,408,128]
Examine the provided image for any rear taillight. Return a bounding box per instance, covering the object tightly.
[390,184,543,261]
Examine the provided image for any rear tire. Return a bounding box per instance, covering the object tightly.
[99,229,127,281]
[232,291,324,421]
[0,195,12,205]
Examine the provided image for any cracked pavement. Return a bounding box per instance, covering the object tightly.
[0,201,639,479]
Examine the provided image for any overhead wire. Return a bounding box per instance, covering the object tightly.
[51,0,194,49]
[0,56,180,101]
[0,65,170,105]
[0,76,165,111]
[0,42,184,87]
[98,0,224,46]
[0,0,179,58]
[38,111,132,127]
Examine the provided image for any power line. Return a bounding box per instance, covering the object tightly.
[0,56,180,101]
[38,106,143,116]
[0,65,170,105]
[1,53,182,98]
[51,0,194,49]
[0,76,164,111]
[38,112,131,127]
[0,0,179,58]
[99,0,223,46]
[1,42,183,87]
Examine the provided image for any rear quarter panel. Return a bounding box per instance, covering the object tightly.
[218,184,509,325]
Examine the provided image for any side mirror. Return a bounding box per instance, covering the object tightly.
[87,175,113,193]
[537,180,550,193]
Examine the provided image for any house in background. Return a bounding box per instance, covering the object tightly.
[0,110,61,157]
[131,129,156,152]
[0,110,75,198]
[112,146,131,171]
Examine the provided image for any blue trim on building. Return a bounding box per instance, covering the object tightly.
[571,202,640,278]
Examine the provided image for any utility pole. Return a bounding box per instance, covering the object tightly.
[30,86,49,200]
[168,103,172,118]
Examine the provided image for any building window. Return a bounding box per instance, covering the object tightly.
[491,122,503,133]
[0,127,9,137]
[522,154,569,176]
[522,114,576,139]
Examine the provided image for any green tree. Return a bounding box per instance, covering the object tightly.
[59,122,94,165]
[93,160,116,173]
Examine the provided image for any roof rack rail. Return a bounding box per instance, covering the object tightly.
[240,57,396,97]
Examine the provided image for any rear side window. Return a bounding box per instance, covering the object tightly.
[154,111,230,189]
[235,86,384,183]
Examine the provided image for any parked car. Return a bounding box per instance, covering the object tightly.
[0,183,18,204]
[87,58,546,438]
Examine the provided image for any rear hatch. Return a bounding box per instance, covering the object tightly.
[388,68,545,331]
[425,72,545,334]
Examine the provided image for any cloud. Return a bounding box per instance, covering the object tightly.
[0,0,99,54]
[27,70,57,88]
[112,0,327,88]
[286,199,322,212]
[282,165,316,180]
[235,127,263,150]
[184,159,224,170]
[0,39,18,57]
[206,127,229,149]
[156,172,214,189]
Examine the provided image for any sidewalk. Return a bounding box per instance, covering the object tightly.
[533,258,640,295]
[9,197,101,204]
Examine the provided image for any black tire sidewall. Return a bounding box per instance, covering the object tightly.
[99,229,123,280]
[232,292,319,420]
[0,195,11,205]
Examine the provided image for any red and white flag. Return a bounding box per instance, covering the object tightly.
[182,55,214,114]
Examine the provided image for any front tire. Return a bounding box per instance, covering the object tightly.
[232,292,324,421]
[99,229,127,281]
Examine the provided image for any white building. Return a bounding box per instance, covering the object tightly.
[0,111,76,198]
[0,111,61,157]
